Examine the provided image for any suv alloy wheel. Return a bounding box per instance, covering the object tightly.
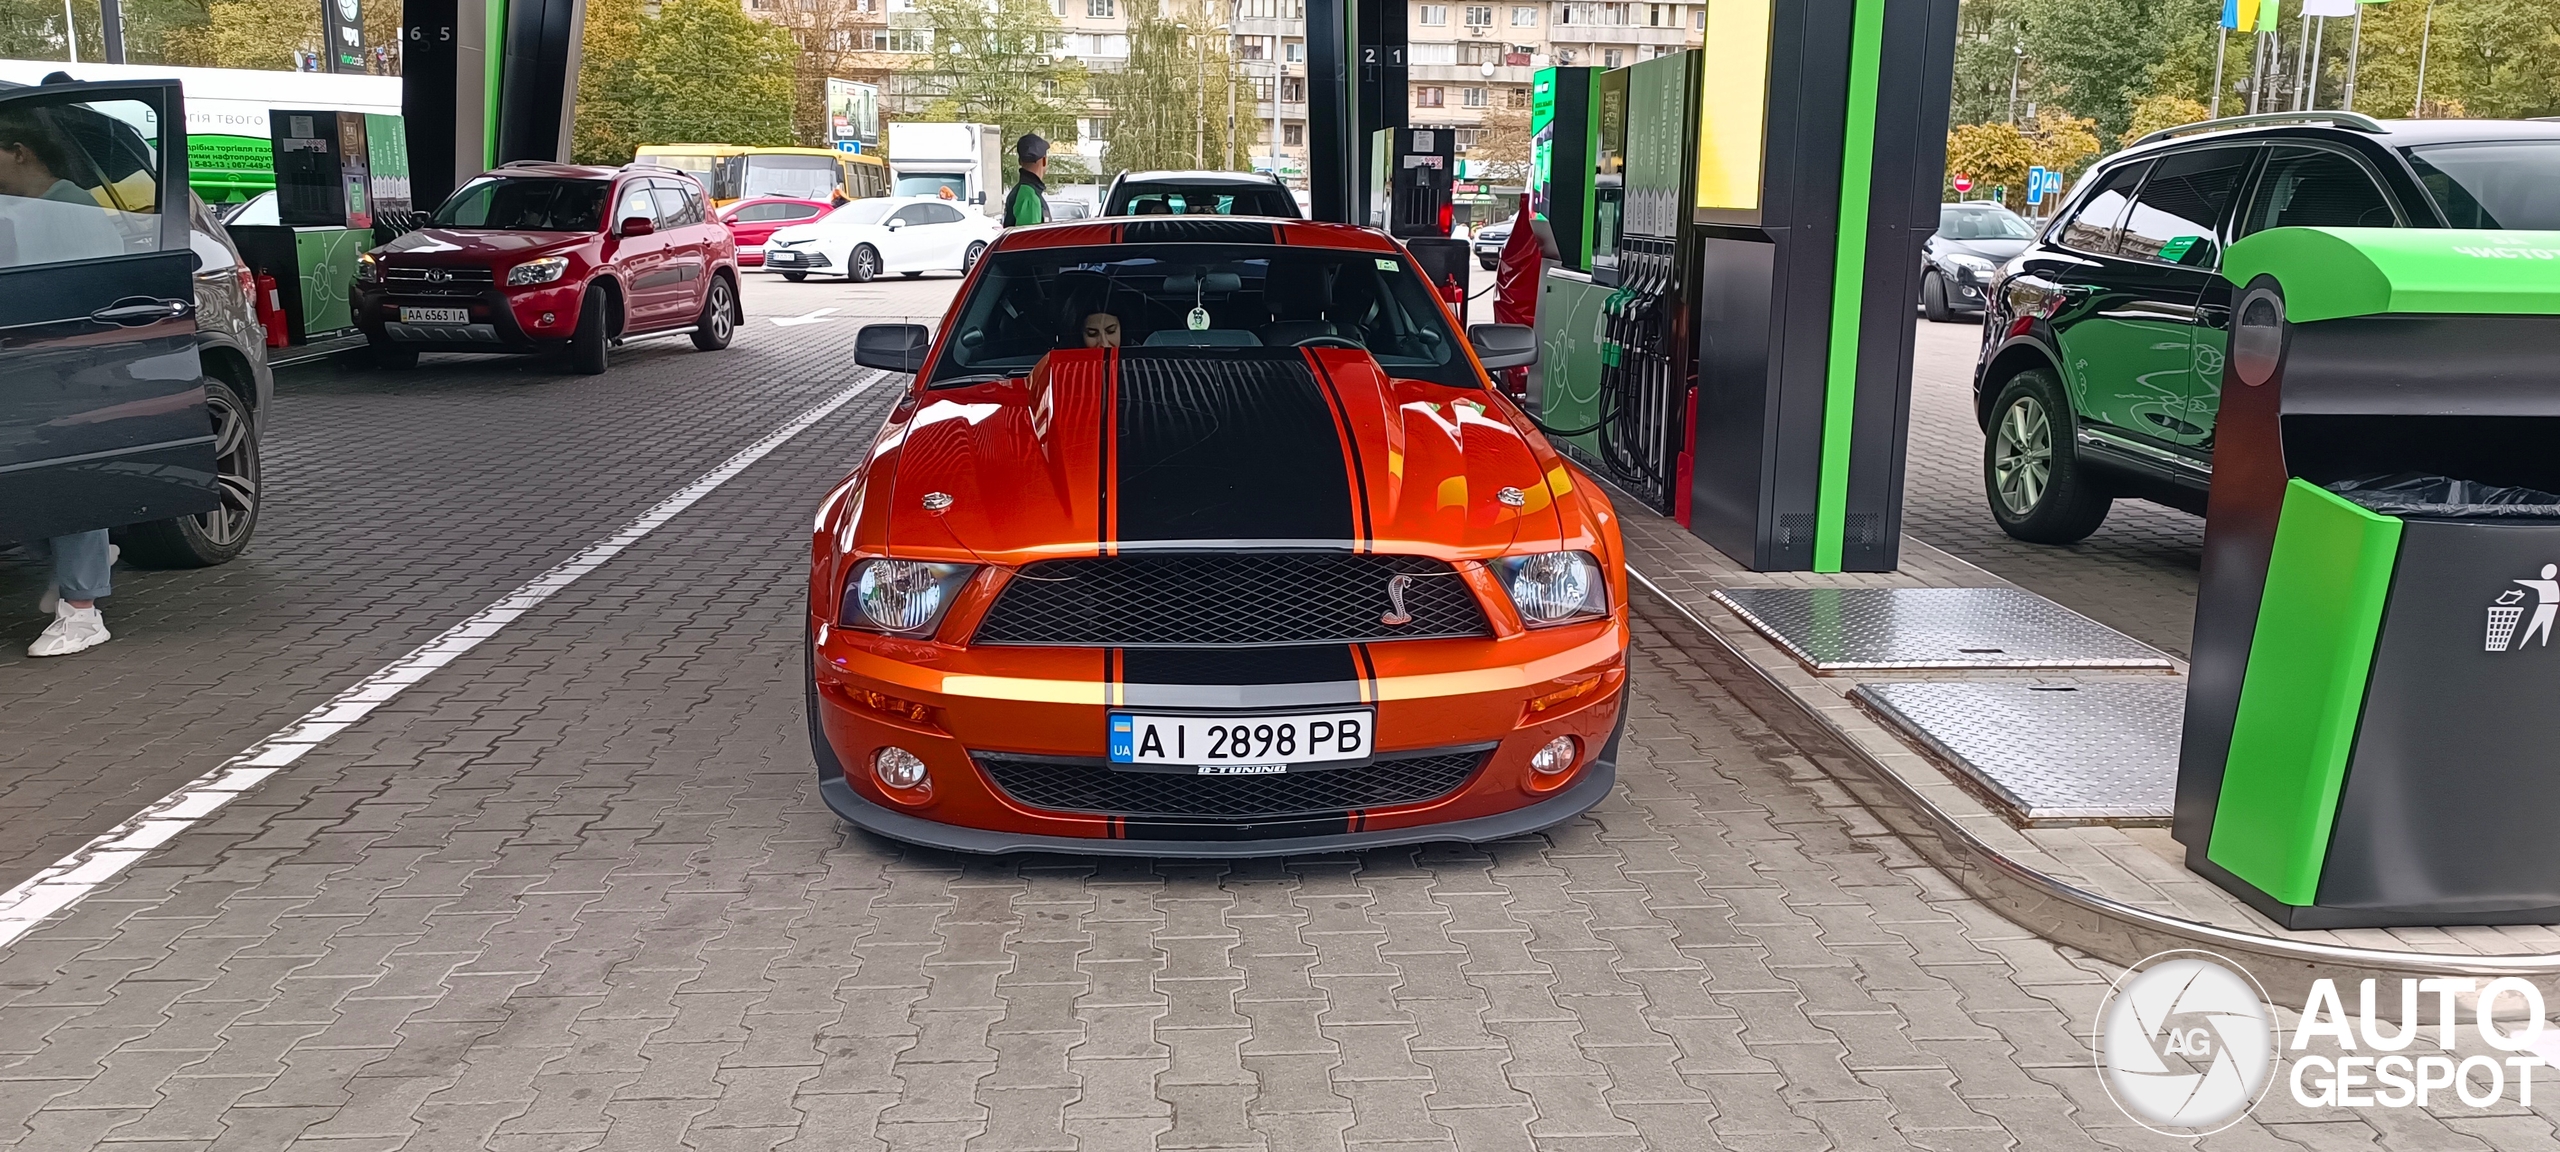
[122,376,260,567]
[691,275,737,351]
[569,285,611,375]
[1984,369,2112,544]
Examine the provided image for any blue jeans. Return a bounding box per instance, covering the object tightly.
[30,530,112,602]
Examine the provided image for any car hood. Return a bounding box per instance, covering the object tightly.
[1936,237,2029,262]
[376,228,593,261]
[862,348,1576,565]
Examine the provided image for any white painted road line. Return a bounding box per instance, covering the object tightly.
[0,373,886,949]
[771,307,840,327]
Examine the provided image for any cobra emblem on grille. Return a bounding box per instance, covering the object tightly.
[1380,574,1414,626]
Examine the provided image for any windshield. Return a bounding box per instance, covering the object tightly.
[638,152,717,175]
[1111,183,1298,218]
[1939,205,2035,240]
[740,154,840,201]
[827,200,895,227]
[2404,141,2560,230]
[894,172,966,199]
[933,244,1476,389]
[431,177,610,231]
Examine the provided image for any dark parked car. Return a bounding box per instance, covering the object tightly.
[1,77,271,568]
[1920,201,2033,322]
[355,163,741,375]
[1101,170,1301,218]
[1973,112,2560,543]
[1473,214,1514,270]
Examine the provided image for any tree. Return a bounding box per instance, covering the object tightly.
[1090,0,1247,175]
[2015,0,2219,141]
[2119,92,2208,147]
[901,0,1084,183]
[1946,108,2097,212]
[1949,0,2032,127]
[766,0,895,148]
[1466,98,1532,188]
[572,0,798,164]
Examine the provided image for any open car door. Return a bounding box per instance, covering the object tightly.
[0,78,216,543]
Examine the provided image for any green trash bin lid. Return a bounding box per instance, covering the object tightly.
[2221,227,2560,322]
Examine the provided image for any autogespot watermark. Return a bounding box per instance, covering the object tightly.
[2094,950,2553,1136]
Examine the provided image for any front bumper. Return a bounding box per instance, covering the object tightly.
[764,247,831,270]
[353,281,583,352]
[807,617,1630,856]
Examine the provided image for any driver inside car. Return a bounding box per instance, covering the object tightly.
[1077,311,1123,348]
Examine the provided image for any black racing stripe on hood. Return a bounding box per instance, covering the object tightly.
[1114,349,1355,543]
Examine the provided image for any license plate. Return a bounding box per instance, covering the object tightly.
[399,307,469,325]
[1108,710,1373,772]
[767,250,800,264]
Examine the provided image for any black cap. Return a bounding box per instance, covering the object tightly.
[1016,133,1049,163]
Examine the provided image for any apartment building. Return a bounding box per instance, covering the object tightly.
[743,0,1705,186]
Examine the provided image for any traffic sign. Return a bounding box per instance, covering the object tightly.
[2026,166,2048,206]
[1952,174,1973,194]
[836,141,862,154]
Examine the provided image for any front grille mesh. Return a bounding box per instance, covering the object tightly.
[975,553,1490,647]
[382,266,496,296]
[978,751,1485,819]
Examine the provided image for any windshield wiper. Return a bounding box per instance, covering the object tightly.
[929,371,1029,389]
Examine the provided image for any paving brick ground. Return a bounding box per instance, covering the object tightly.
[3,278,2541,1149]
[1896,319,2205,658]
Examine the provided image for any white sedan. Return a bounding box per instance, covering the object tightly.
[762,196,1000,283]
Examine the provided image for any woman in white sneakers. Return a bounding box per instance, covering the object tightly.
[28,530,114,657]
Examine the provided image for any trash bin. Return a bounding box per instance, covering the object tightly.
[2175,227,2560,929]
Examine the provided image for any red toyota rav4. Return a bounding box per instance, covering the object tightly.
[355,162,742,374]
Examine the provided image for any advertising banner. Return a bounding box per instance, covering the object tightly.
[826,79,880,147]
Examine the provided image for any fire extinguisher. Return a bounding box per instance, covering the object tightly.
[255,270,289,348]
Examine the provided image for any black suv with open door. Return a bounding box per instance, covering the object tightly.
[1972,113,2560,543]
[2,77,267,568]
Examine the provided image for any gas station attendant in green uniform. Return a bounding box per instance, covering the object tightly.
[1005,133,1050,228]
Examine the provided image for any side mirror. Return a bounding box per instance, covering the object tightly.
[855,323,933,374]
[619,216,655,237]
[971,192,986,206]
[1469,323,1537,371]
[886,218,905,231]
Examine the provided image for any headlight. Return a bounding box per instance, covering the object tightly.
[357,252,380,282]
[1943,253,1998,279]
[507,256,570,286]
[1494,551,1607,626]
[843,559,978,633]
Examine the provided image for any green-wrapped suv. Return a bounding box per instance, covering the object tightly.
[1972,113,2560,543]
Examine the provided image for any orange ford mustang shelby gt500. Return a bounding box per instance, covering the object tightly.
[808,216,1629,855]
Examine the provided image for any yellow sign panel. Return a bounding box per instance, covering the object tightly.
[1694,0,1772,213]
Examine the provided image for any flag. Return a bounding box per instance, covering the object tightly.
[2224,0,2280,30]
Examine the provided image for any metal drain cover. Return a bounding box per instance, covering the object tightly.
[1711,587,2174,672]
[1853,681,2185,824]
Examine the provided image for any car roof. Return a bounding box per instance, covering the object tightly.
[1116,170,1285,186]
[995,216,1399,254]
[474,162,620,180]
[2111,116,2560,165]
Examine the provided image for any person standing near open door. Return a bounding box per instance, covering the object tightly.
[1004,134,1049,228]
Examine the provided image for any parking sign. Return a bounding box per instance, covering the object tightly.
[2026,166,2049,206]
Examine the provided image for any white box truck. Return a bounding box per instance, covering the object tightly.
[885,122,1004,217]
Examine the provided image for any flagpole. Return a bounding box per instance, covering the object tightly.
[2211,26,2229,118]
[2343,6,2362,109]
[2414,0,2435,117]
[2304,12,2324,110]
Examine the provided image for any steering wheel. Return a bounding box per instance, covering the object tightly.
[1293,335,1365,350]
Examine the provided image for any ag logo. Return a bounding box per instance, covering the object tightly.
[2486,564,2559,652]
[2094,951,2278,1134]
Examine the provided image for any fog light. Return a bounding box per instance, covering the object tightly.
[1530,735,1578,776]
[538,311,557,327]
[874,747,929,790]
